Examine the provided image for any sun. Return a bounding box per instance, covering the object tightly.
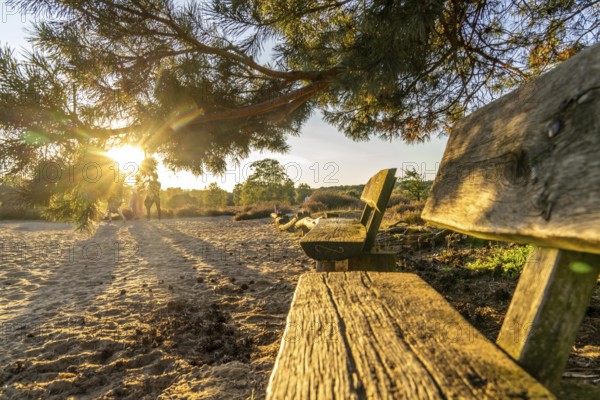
[106,145,146,168]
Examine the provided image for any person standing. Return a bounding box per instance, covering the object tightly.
[144,179,162,220]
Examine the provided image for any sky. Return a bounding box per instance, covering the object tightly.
[0,3,448,192]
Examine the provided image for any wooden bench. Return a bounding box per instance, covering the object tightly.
[300,168,397,272]
[267,43,600,398]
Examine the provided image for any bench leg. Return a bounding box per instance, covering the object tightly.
[315,260,337,272]
[315,253,397,272]
[496,247,600,390]
[347,252,396,271]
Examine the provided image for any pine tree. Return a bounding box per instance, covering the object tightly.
[2,0,596,174]
[1,0,596,227]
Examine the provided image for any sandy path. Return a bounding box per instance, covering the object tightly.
[0,217,312,399]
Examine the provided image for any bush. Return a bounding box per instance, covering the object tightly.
[233,202,291,221]
[295,183,313,204]
[144,208,174,219]
[465,244,532,279]
[0,206,45,220]
[309,191,359,210]
[174,207,235,218]
[303,201,327,213]
[397,210,424,225]
[239,159,295,205]
[387,194,409,208]
[388,200,426,225]
[389,200,426,215]
[201,208,236,217]
[203,183,228,208]
[166,192,199,209]
[175,206,205,218]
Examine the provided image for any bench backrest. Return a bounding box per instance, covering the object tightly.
[360,168,397,251]
[422,43,600,255]
[422,43,600,390]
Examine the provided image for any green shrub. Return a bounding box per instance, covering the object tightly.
[144,208,174,219]
[174,207,235,218]
[175,206,205,218]
[202,208,236,217]
[295,183,313,204]
[234,202,291,221]
[166,192,199,209]
[387,194,409,208]
[389,200,425,215]
[309,191,359,210]
[465,244,532,279]
[203,183,228,208]
[395,209,424,225]
[239,159,295,205]
[0,206,45,220]
[398,168,430,201]
[303,201,327,213]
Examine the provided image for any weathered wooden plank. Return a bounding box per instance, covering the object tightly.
[422,44,600,254]
[497,247,600,390]
[267,272,554,399]
[360,168,397,250]
[360,168,397,212]
[300,219,366,260]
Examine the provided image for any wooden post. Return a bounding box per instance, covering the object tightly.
[497,247,600,390]
[316,260,336,272]
[347,252,396,271]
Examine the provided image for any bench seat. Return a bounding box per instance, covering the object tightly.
[298,168,397,271]
[300,219,366,260]
[267,272,554,399]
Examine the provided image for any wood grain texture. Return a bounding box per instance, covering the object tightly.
[422,44,600,254]
[497,248,600,390]
[300,219,366,260]
[360,168,397,250]
[360,168,397,212]
[267,272,554,399]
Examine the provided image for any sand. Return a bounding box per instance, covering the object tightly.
[2,217,598,399]
[0,217,312,399]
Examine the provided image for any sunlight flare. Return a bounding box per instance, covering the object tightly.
[106,145,146,168]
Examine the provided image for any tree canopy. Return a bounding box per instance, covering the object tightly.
[1,0,597,178]
[398,168,430,201]
[239,158,295,205]
[203,182,228,207]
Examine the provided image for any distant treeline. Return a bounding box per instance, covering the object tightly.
[0,159,434,221]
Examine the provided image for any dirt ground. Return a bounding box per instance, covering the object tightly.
[0,216,598,399]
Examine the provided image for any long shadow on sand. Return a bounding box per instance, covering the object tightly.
[1,224,120,345]
[130,220,287,289]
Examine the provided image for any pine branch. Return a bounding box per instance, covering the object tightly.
[98,0,336,82]
[188,80,330,125]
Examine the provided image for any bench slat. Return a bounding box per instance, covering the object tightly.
[300,219,366,260]
[422,44,600,255]
[267,272,554,399]
[361,168,397,251]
